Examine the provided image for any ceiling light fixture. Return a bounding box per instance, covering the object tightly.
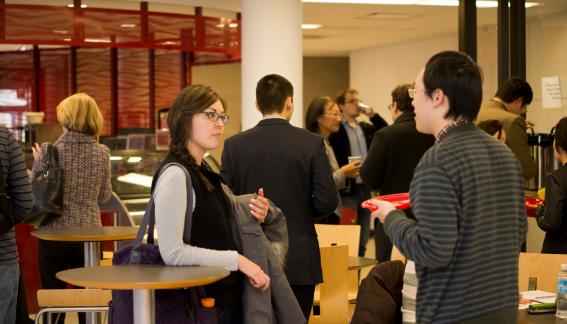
[301,0,539,8]
[67,4,88,8]
[302,23,323,29]
[120,23,137,28]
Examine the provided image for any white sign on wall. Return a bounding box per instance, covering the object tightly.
[541,76,562,109]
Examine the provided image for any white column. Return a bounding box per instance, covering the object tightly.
[241,0,303,130]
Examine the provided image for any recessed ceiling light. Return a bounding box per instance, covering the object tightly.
[120,23,137,28]
[18,46,28,51]
[301,0,539,8]
[67,4,88,8]
[302,23,323,30]
[228,23,239,28]
[52,30,69,35]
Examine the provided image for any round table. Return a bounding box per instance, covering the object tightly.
[33,226,139,324]
[32,226,139,267]
[57,264,230,324]
[348,256,377,271]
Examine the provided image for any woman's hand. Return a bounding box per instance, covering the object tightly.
[340,161,361,178]
[238,255,270,291]
[370,199,397,224]
[32,143,41,161]
[250,188,269,223]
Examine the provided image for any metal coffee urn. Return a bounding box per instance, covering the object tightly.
[526,128,560,190]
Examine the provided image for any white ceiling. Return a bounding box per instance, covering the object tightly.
[5,0,567,56]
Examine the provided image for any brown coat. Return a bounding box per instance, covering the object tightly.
[32,131,112,229]
[477,99,536,180]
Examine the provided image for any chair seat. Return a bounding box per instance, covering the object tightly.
[37,289,111,307]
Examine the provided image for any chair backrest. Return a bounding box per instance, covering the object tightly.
[315,224,360,257]
[309,245,349,324]
[519,252,567,292]
[391,245,406,264]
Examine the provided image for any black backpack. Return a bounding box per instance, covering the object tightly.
[0,156,14,234]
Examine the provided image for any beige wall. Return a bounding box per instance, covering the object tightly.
[192,57,349,162]
[303,57,350,122]
[350,10,567,132]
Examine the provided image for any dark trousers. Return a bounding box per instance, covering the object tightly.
[291,284,315,321]
[38,240,85,324]
[342,184,371,257]
[374,219,393,263]
[218,303,243,324]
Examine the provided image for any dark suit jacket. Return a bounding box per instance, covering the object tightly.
[360,111,434,195]
[328,114,388,194]
[221,118,338,285]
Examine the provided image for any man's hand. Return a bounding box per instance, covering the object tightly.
[370,200,396,224]
[250,188,269,223]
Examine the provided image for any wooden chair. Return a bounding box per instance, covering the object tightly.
[391,245,407,264]
[35,261,113,324]
[34,289,111,324]
[315,224,361,302]
[309,245,349,324]
[518,252,567,292]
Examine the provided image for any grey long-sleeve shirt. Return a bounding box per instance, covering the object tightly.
[384,123,527,323]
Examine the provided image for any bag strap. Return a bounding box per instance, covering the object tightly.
[132,162,194,249]
[43,143,59,170]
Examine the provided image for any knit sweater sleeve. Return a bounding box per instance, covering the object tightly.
[384,164,459,268]
[154,166,239,271]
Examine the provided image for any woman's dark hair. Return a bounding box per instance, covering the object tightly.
[423,51,483,122]
[554,117,567,154]
[305,96,333,133]
[168,84,226,165]
[477,119,503,139]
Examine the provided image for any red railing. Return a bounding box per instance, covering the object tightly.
[0,4,241,60]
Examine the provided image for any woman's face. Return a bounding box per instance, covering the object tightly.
[317,102,341,134]
[187,99,226,158]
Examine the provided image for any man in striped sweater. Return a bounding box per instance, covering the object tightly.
[0,126,33,324]
[372,51,527,323]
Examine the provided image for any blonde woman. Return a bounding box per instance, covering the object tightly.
[32,93,111,324]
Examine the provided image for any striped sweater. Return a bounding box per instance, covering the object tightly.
[0,127,33,264]
[384,123,527,323]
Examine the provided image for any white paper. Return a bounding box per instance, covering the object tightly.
[519,290,557,309]
[541,76,563,109]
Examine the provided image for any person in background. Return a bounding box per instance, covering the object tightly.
[536,117,567,254]
[305,96,361,223]
[0,126,33,324]
[360,84,434,263]
[329,88,388,257]
[221,74,338,320]
[372,51,526,323]
[477,77,535,180]
[477,119,507,143]
[32,93,112,324]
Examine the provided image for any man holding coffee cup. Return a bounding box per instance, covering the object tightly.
[329,88,388,257]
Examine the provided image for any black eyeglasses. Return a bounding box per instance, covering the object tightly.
[201,110,230,125]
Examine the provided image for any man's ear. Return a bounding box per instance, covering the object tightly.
[431,89,446,107]
[255,101,261,113]
[285,97,293,111]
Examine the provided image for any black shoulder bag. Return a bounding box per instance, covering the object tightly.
[27,143,64,227]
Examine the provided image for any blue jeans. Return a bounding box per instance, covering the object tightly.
[342,184,371,257]
[0,262,19,324]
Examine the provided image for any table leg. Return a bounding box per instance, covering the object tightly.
[133,289,155,324]
[84,242,102,324]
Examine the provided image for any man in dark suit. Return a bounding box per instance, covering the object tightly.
[360,84,434,262]
[329,88,388,257]
[221,74,338,320]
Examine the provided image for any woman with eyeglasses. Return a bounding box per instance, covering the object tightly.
[152,84,272,323]
[305,96,361,222]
